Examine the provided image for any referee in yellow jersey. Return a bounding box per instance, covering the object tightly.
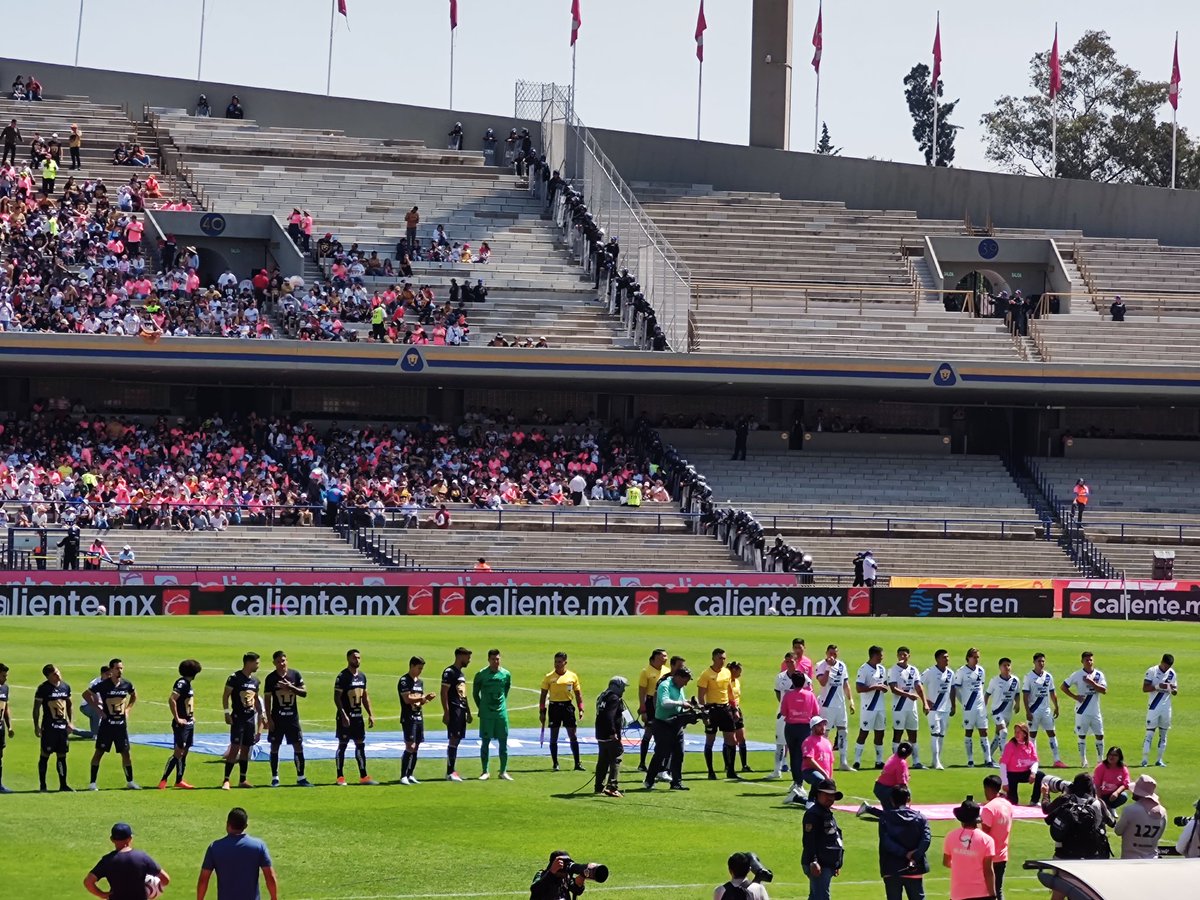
[636,649,669,772]
[539,652,584,771]
[698,648,739,780]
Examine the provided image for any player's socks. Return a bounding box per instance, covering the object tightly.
[294,751,305,779]
[90,763,100,784]
[1077,738,1087,765]
[704,746,715,777]
[161,758,177,783]
[480,741,490,774]
[176,757,187,784]
[335,746,346,779]
[549,728,559,767]
[38,757,48,790]
[911,744,921,766]
[569,735,581,768]
[1157,733,1168,764]
[876,744,885,765]
[56,755,69,788]
[446,745,458,775]
[1142,731,1154,764]
[772,745,785,775]
[1049,736,1061,762]
[838,731,850,767]
[738,743,748,769]
[223,759,236,781]
[269,750,279,779]
[964,737,975,765]
[498,743,508,774]
[400,750,412,778]
[854,743,865,765]
[238,759,249,782]
[980,737,992,764]
[639,730,651,767]
[1094,739,1104,762]
[354,746,368,779]
[723,744,737,777]
[123,764,134,783]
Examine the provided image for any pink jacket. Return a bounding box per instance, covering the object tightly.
[999,740,1039,774]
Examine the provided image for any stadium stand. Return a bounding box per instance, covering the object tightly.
[1074,237,1200,312]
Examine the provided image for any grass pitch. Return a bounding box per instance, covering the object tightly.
[2,616,1197,899]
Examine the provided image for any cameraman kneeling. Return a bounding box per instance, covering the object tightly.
[531,851,607,900]
[715,852,771,899]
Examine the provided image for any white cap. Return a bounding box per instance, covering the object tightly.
[810,716,828,729]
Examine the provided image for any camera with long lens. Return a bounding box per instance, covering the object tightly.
[674,704,709,727]
[746,852,774,883]
[561,859,609,883]
[1041,775,1069,795]
[1175,816,1194,827]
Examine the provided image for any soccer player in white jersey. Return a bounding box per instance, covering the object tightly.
[1022,652,1065,767]
[1061,650,1107,767]
[954,647,993,767]
[985,656,1022,759]
[1141,653,1178,767]
[766,652,796,780]
[814,643,855,771]
[921,648,955,769]
[887,646,925,768]
[854,645,889,770]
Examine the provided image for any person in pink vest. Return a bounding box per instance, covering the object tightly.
[998,721,1044,804]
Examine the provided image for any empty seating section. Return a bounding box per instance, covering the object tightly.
[1086,543,1200,579]
[1034,458,1200,517]
[1076,238,1200,313]
[1033,320,1200,366]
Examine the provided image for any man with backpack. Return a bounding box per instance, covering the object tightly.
[856,784,931,900]
[1041,773,1113,899]
[713,852,770,899]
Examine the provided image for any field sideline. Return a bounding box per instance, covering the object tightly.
[2,616,1197,899]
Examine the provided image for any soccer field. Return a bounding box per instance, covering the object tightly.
[2,616,1197,899]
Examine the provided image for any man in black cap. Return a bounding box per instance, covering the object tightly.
[643,666,696,791]
[942,797,996,900]
[802,778,845,900]
[593,675,628,797]
[84,822,170,900]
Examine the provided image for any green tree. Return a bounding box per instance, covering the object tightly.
[980,30,1181,184]
[816,122,841,155]
[903,62,958,166]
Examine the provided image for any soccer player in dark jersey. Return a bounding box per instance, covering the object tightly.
[222,652,266,790]
[0,663,12,793]
[33,663,74,792]
[397,655,437,785]
[264,650,311,787]
[159,659,202,790]
[334,649,377,786]
[439,646,473,782]
[85,658,140,791]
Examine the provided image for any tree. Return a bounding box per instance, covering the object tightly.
[980,30,1182,184]
[816,122,841,155]
[903,63,958,166]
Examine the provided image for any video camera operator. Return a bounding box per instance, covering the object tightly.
[530,850,609,900]
[1174,798,1200,858]
[714,852,773,899]
[643,666,701,791]
[1040,772,1114,875]
[593,676,628,797]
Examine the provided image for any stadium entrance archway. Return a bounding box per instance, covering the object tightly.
[954,269,1011,314]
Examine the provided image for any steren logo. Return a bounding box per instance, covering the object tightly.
[908,589,1019,616]
[468,588,633,617]
[0,589,158,616]
[229,588,406,616]
[691,590,846,617]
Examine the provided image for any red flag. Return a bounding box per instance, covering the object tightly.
[695,1,707,63]
[931,14,941,87]
[450,0,458,30]
[1170,33,1182,111]
[570,0,581,46]
[1049,25,1062,100]
[811,1,823,74]
[337,0,347,16]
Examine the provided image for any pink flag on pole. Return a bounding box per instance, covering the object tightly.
[571,0,581,46]
[812,1,823,74]
[931,15,941,86]
[1049,26,1062,100]
[450,0,458,30]
[1170,34,1181,110]
[695,1,707,62]
[337,0,347,16]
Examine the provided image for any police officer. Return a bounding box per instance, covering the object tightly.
[58,525,81,570]
[802,779,845,900]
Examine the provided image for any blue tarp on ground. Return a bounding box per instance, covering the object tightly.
[128,728,775,761]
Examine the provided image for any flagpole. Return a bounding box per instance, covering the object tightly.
[326,0,336,96]
[932,11,940,167]
[450,29,456,109]
[197,0,207,81]
[1052,98,1057,179]
[813,69,820,153]
[1172,30,1179,190]
[74,0,85,67]
[696,60,703,141]
[570,45,577,123]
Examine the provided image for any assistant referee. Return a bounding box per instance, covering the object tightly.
[539,652,585,772]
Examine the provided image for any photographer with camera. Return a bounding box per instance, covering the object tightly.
[856,784,931,900]
[714,852,773,900]
[1174,798,1200,858]
[1040,771,1114,895]
[530,850,608,900]
[643,666,699,792]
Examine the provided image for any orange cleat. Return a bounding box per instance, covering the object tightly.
[175,781,195,790]
[157,780,168,790]
[335,776,347,786]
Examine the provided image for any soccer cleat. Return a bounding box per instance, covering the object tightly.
[271,777,280,787]
[641,779,654,790]
[552,764,560,772]
[984,761,996,769]
[175,781,195,790]
[408,776,421,785]
[238,781,253,789]
[967,762,975,768]
[852,762,861,771]
[59,784,75,792]
[657,771,671,782]
[669,783,690,791]
[398,776,411,786]
[875,762,885,770]
[856,802,870,818]
[359,777,378,785]
[636,764,647,772]
[1156,761,1168,767]
[912,762,925,770]
[221,781,231,790]
[781,764,789,773]
[88,783,98,791]
[336,776,347,786]
[764,771,782,781]
[603,788,623,798]
[707,772,717,781]
[1140,759,1149,768]
[446,772,463,782]
[157,780,169,790]
[478,772,490,781]
[934,762,946,770]
[1052,760,1068,768]
[573,764,585,772]
[741,765,754,773]
[839,763,853,772]
[127,782,141,790]
[500,772,513,781]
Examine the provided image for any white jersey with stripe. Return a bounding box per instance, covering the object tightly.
[856,661,888,713]
[887,663,921,712]
[921,666,955,713]
[954,664,987,711]
[1144,666,1177,712]
[986,674,1022,716]
[1065,668,1106,714]
[814,659,849,711]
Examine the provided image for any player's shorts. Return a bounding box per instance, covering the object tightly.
[859,700,887,733]
[1146,706,1172,731]
[704,704,737,735]
[172,721,194,749]
[819,704,848,729]
[269,718,303,746]
[40,724,69,755]
[229,719,259,747]
[990,710,1013,732]
[1074,711,1104,737]
[960,705,989,731]
[926,710,949,736]
[643,697,656,719]
[1026,703,1056,733]
[891,705,919,732]
[336,717,366,742]
[447,707,467,740]
[479,714,509,742]
[548,701,576,729]
[95,722,130,754]
[402,716,425,744]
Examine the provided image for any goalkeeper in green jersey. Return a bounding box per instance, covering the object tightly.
[472,649,513,781]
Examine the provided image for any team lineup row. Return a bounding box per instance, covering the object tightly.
[0,639,1181,794]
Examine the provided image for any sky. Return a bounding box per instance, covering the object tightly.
[3,0,1197,173]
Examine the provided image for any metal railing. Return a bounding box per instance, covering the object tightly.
[1024,457,1117,577]
[750,512,1051,540]
[142,108,209,211]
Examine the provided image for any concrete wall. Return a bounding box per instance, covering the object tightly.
[593,129,1200,248]
[146,211,304,281]
[0,56,538,155]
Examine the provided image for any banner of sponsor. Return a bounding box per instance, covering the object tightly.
[1058,582,1200,622]
[0,585,170,616]
[889,577,1053,589]
[0,570,803,589]
[873,587,1054,618]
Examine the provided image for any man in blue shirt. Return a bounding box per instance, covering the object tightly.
[197,807,278,900]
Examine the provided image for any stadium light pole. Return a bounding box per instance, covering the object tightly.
[74,0,85,67]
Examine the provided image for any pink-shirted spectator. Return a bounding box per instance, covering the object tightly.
[780,672,820,804]
[998,721,1044,804]
[981,774,1014,900]
[873,742,912,808]
[1093,747,1131,809]
[942,799,996,900]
